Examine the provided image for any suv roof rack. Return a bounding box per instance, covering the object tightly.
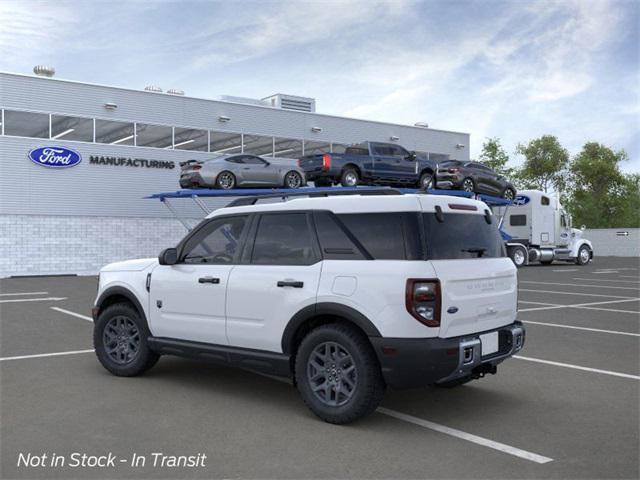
[225,186,402,207]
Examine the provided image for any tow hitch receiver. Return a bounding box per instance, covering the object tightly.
[472,363,497,379]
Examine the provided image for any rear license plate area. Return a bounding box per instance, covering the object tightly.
[480,331,499,356]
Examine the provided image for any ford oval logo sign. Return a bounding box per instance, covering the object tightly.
[513,195,530,206]
[28,146,82,168]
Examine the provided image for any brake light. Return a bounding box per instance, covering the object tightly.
[297,159,301,167]
[448,203,477,211]
[448,167,460,173]
[406,279,441,327]
[322,153,332,171]
[192,165,202,171]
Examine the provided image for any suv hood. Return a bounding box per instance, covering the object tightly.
[101,258,157,272]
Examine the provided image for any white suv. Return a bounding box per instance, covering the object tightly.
[92,190,525,424]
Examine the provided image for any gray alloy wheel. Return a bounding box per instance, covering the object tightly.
[284,171,303,189]
[216,171,236,189]
[577,245,591,265]
[307,341,358,407]
[503,188,515,200]
[462,178,475,192]
[419,172,434,190]
[341,169,359,187]
[103,316,140,365]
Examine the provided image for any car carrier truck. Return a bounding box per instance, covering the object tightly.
[493,189,594,267]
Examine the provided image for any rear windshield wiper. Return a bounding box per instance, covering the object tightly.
[461,248,487,258]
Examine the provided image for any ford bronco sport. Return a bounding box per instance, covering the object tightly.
[93,190,524,424]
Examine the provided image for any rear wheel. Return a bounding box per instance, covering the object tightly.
[461,177,475,193]
[418,172,434,190]
[295,324,385,424]
[216,171,236,189]
[340,168,359,187]
[576,245,591,265]
[503,188,516,201]
[94,303,159,377]
[284,171,303,189]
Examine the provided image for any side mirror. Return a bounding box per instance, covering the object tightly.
[581,225,586,231]
[159,247,178,265]
[407,151,417,161]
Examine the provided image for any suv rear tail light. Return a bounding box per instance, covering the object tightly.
[448,167,460,173]
[406,279,441,327]
[322,154,332,171]
[192,165,202,171]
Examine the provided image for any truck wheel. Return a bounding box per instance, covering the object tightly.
[462,177,475,193]
[576,245,591,265]
[216,171,236,189]
[94,303,159,377]
[508,245,527,268]
[295,323,385,424]
[418,172,434,190]
[340,168,359,187]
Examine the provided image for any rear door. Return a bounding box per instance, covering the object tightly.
[226,212,322,353]
[370,143,396,180]
[420,203,517,338]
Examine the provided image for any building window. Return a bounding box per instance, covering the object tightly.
[135,123,173,148]
[243,134,274,156]
[95,119,135,145]
[304,140,331,155]
[3,110,49,138]
[51,114,93,142]
[273,137,303,159]
[173,127,208,151]
[210,131,243,154]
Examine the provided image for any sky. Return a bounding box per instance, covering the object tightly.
[1,0,638,172]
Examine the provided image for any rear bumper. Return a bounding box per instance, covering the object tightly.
[179,172,208,188]
[370,321,525,389]
[435,174,463,189]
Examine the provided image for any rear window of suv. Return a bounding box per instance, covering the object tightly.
[423,213,505,260]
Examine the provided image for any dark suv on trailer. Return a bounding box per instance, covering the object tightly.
[436,160,516,199]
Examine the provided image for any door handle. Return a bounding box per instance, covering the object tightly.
[198,277,220,284]
[277,280,304,288]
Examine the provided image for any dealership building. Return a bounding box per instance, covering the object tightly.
[0,69,470,277]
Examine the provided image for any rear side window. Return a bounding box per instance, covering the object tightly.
[251,213,318,265]
[345,147,369,156]
[313,211,365,260]
[423,213,505,260]
[510,214,527,226]
[336,213,421,260]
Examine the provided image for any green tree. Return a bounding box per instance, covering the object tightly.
[565,142,638,228]
[479,137,511,175]
[516,135,569,193]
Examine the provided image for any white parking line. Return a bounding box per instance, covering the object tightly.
[593,271,619,274]
[518,297,640,313]
[51,307,93,322]
[576,306,640,315]
[0,291,49,296]
[521,281,639,291]
[0,297,68,304]
[522,321,640,337]
[620,275,640,279]
[377,408,553,464]
[0,349,94,362]
[514,356,640,380]
[572,278,640,284]
[519,289,635,299]
[552,269,579,272]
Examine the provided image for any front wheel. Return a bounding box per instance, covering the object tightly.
[94,303,159,377]
[508,245,528,268]
[284,170,303,189]
[576,245,591,265]
[418,172,434,190]
[340,168,359,187]
[295,324,385,424]
[503,188,516,201]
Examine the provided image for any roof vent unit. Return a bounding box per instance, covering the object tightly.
[144,85,163,93]
[33,65,55,77]
[167,89,184,95]
[262,94,316,113]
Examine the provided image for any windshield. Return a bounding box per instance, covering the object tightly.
[423,213,505,260]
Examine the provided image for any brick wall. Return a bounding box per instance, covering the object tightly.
[0,215,189,277]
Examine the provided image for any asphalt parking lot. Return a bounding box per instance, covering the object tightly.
[1,257,638,479]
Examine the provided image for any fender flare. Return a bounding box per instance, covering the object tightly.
[94,286,148,326]
[571,239,593,258]
[281,302,381,354]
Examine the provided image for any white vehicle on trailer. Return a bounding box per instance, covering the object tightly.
[92,189,525,424]
[494,189,593,267]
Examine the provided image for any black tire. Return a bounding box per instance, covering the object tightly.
[503,188,516,201]
[216,171,236,190]
[461,177,475,193]
[418,172,434,190]
[295,323,385,424]
[540,260,553,265]
[313,178,332,187]
[94,303,159,377]
[576,245,591,265]
[284,170,303,189]
[340,168,359,187]
[507,245,527,268]
[435,376,473,389]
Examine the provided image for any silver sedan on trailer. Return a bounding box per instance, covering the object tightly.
[179,154,307,189]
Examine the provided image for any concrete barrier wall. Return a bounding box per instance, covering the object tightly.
[584,228,640,257]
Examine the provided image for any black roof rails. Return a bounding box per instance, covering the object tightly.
[225,187,403,208]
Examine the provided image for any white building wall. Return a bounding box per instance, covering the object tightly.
[584,228,640,257]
